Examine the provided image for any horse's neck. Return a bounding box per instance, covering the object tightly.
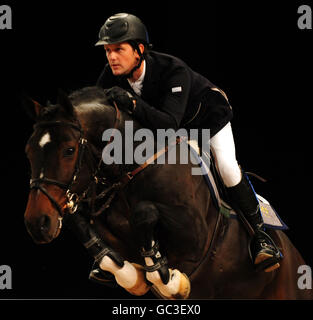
[75,103,142,179]
[76,102,141,141]
[75,104,109,142]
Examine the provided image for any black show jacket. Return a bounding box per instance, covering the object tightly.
[97,51,233,137]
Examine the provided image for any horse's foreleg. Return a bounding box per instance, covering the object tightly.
[64,210,149,296]
[130,201,191,299]
[99,256,149,296]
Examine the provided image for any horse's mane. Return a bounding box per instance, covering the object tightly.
[37,86,109,121]
[69,86,109,107]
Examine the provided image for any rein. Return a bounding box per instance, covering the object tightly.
[29,100,179,220]
[90,135,181,217]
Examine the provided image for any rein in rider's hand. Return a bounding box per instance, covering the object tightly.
[106,86,136,114]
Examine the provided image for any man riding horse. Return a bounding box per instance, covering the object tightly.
[66,13,282,294]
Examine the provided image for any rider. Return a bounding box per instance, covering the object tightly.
[90,13,282,281]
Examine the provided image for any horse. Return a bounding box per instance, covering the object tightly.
[23,86,312,299]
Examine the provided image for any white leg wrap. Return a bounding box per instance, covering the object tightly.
[99,256,137,289]
[99,256,150,296]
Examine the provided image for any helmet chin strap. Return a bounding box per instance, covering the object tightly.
[117,56,144,82]
[117,43,145,81]
[126,55,144,79]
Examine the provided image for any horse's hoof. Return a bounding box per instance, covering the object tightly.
[125,263,151,296]
[150,269,191,300]
[89,268,118,288]
[172,271,191,300]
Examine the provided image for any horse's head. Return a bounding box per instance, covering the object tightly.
[24,90,88,244]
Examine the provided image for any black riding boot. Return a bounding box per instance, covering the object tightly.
[226,173,282,272]
[64,208,123,286]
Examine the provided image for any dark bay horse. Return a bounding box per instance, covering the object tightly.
[24,86,312,299]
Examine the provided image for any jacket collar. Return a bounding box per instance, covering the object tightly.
[141,53,160,99]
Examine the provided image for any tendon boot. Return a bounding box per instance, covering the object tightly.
[141,240,170,285]
[129,201,190,299]
[64,209,123,288]
[65,209,150,296]
[226,173,282,272]
[142,240,191,300]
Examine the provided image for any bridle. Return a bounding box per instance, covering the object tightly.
[29,120,88,218]
[29,102,121,221]
[28,98,181,224]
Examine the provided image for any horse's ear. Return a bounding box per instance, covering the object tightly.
[20,92,43,120]
[57,89,74,116]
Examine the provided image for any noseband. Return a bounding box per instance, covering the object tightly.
[29,101,121,219]
[29,120,88,217]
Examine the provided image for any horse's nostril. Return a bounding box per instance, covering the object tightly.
[39,215,51,232]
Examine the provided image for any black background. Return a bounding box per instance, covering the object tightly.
[0,0,312,305]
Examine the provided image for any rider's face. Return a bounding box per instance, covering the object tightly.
[104,42,140,76]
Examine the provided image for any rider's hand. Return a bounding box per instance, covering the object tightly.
[105,86,136,114]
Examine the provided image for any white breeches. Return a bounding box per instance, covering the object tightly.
[210,122,242,187]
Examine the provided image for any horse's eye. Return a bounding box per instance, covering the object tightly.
[63,147,75,157]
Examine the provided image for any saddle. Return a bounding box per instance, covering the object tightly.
[187,142,288,231]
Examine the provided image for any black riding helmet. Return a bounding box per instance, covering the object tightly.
[96,13,150,78]
[95,13,150,46]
